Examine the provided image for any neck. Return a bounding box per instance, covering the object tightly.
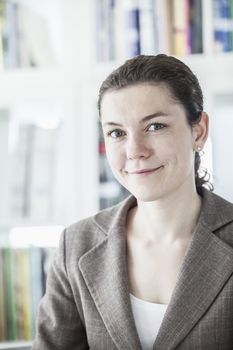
[128,183,202,244]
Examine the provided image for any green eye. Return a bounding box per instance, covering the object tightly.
[147,123,165,131]
[107,129,125,138]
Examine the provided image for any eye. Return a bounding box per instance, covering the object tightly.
[107,129,126,138]
[147,123,166,132]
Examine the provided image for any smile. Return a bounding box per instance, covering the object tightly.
[126,166,163,175]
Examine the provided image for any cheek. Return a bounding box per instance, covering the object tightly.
[171,127,194,152]
[175,135,195,173]
[161,132,194,167]
[105,144,123,169]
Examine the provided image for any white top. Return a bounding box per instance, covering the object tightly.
[130,293,168,350]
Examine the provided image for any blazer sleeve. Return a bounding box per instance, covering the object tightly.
[32,229,89,350]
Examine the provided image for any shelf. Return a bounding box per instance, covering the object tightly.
[0,68,64,107]
[0,341,32,350]
[0,217,66,229]
[91,53,233,95]
[0,221,63,248]
[93,52,233,74]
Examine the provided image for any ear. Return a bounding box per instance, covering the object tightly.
[192,112,209,151]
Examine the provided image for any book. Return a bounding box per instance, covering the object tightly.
[213,0,232,52]
[171,0,191,56]
[96,0,108,61]
[231,0,233,49]
[2,1,20,68]
[29,247,43,337]
[108,0,116,60]
[14,249,26,340]
[19,249,32,340]
[5,248,18,340]
[153,0,173,54]
[125,0,141,57]
[138,0,156,55]
[190,0,203,53]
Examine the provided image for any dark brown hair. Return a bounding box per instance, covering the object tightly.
[98,54,213,191]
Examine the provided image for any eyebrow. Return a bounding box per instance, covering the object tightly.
[102,111,170,127]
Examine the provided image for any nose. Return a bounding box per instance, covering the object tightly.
[126,135,150,160]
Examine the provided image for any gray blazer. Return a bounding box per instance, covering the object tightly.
[32,189,233,350]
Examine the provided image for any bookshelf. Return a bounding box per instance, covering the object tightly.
[0,69,64,104]
[1,0,233,349]
[0,1,67,348]
[0,341,31,350]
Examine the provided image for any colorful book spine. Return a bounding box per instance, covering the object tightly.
[95,0,207,60]
[29,247,43,336]
[14,249,26,340]
[0,247,54,341]
[5,248,18,340]
[20,249,32,340]
[153,0,173,54]
[96,0,116,61]
[171,0,191,56]
[230,0,233,50]
[126,0,141,57]
[213,0,232,52]
[189,0,203,53]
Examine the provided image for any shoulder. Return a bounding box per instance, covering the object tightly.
[201,188,233,247]
[202,188,233,219]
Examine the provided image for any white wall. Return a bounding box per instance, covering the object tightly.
[211,94,233,202]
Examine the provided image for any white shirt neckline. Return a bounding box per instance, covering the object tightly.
[130,293,168,350]
[130,293,168,307]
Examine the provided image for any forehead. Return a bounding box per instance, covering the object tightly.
[101,83,179,120]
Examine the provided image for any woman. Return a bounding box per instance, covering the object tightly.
[32,55,233,350]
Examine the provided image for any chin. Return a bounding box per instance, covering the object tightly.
[128,188,166,202]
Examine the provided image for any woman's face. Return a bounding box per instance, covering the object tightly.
[101,83,200,202]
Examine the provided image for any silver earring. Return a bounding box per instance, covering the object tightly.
[196,146,201,152]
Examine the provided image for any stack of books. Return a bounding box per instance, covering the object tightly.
[0,246,55,341]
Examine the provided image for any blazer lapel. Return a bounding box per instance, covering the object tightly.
[79,196,142,350]
[154,190,233,349]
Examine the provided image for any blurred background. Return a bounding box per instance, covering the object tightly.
[0,0,233,348]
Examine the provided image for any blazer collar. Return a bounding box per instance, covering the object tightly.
[79,195,141,350]
[198,187,233,231]
[79,190,233,350]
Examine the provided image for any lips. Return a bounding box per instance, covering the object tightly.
[126,166,163,174]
